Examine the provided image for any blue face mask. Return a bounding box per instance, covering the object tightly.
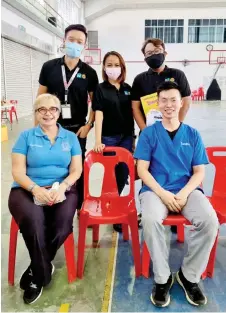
[65,42,84,59]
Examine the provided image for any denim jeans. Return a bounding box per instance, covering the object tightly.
[102,135,133,195]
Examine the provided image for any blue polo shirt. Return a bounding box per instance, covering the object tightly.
[12,124,81,188]
[134,122,209,194]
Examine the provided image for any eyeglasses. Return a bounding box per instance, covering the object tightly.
[145,48,163,57]
[35,107,59,115]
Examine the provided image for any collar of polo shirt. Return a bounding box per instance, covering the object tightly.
[148,65,169,75]
[35,123,67,139]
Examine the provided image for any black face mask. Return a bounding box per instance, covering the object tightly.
[145,53,165,69]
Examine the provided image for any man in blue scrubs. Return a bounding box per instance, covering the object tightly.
[134,81,218,307]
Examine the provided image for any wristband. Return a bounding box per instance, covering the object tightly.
[28,183,37,193]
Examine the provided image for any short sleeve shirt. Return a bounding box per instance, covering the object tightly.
[134,122,208,194]
[131,66,191,122]
[92,81,134,136]
[39,57,99,127]
[12,124,81,188]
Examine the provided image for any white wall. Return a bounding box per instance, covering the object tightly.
[87,7,226,99]
[1,6,54,45]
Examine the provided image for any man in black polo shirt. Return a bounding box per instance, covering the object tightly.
[37,24,99,210]
[132,38,191,130]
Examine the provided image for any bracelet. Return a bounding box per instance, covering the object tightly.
[63,180,71,191]
[28,183,37,193]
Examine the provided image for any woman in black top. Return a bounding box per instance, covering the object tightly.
[92,51,134,231]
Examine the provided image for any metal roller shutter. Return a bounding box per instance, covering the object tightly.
[4,39,33,118]
[1,40,6,99]
[31,50,49,100]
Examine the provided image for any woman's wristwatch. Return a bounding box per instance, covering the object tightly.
[86,121,94,128]
[28,183,37,193]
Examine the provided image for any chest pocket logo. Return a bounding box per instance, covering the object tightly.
[77,73,86,79]
[62,142,70,152]
[124,91,130,95]
[165,78,175,82]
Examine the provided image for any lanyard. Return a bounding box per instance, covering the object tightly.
[61,65,80,103]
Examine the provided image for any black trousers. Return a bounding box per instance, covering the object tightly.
[8,185,78,286]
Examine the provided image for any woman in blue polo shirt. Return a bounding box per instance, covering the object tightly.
[92,51,134,233]
[8,94,82,304]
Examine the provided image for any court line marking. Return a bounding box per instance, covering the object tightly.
[59,303,70,312]
[101,231,118,312]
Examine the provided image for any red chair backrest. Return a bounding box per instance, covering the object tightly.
[206,147,226,197]
[84,147,135,200]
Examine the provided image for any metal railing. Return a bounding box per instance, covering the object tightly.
[16,0,70,33]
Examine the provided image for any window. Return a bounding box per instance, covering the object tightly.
[188,19,226,43]
[87,31,98,49]
[145,19,184,43]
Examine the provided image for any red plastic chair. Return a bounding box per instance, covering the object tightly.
[202,147,226,278]
[191,90,198,101]
[77,147,141,278]
[198,87,205,101]
[8,217,76,285]
[8,100,18,123]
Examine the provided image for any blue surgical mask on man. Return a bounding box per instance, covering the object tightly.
[65,42,84,59]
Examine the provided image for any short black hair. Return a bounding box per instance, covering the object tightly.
[64,24,88,39]
[157,81,182,97]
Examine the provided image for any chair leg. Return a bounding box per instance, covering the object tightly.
[92,225,99,242]
[122,224,129,241]
[14,110,18,122]
[64,233,76,283]
[77,211,89,279]
[128,210,141,277]
[8,219,19,286]
[177,224,185,243]
[142,242,151,278]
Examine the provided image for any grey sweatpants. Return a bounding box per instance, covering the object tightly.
[140,190,219,284]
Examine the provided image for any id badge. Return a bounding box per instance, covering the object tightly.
[61,104,72,119]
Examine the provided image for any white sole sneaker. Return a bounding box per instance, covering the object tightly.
[176,271,207,306]
[24,287,43,305]
[150,275,174,307]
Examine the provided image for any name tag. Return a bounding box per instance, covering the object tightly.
[61,104,72,119]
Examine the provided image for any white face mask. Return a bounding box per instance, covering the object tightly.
[105,67,121,81]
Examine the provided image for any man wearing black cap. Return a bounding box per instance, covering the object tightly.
[37,24,99,211]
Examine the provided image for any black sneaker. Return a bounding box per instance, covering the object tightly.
[23,282,43,304]
[20,266,33,290]
[176,268,207,306]
[150,274,174,307]
[20,263,55,290]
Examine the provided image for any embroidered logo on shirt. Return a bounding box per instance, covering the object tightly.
[77,73,86,79]
[124,91,130,95]
[30,144,43,148]
[165,78,175,82]
[62,142,70,151]
[181,142,190,146]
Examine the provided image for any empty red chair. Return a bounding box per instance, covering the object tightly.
[198,87,205,101]
[8,217,76,285]
[8,100,18,123]
[202,146,226,278]
[191,90,198,101]
[77,147,141,278]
